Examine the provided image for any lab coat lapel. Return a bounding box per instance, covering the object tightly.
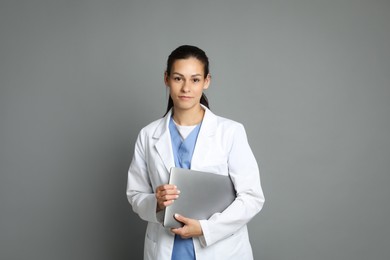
[154,110,175,174]
[191,108,217,170]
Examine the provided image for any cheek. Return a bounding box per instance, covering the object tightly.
[196,85,206,93]
[167,83,178,92]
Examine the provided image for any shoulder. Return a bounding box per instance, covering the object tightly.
[206,108,244,131]
[204,109,247,142]
[138,117,165,137]
[216,114,243,128]
[133,117,166,151]
[141,117,164,132]
[216,116,247,142]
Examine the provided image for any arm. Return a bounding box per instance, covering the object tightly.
[198,124,265,247]
[126,131,160,223]
[126,131,180,224]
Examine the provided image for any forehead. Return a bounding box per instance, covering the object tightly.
[171,57,204,76]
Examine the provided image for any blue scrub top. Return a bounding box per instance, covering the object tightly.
[169,117,202,260]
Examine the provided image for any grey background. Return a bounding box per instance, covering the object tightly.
[1,0,389,259]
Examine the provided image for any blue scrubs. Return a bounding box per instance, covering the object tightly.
[169,117,202,260]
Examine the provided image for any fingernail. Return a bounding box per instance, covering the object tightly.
[177,190,181,194]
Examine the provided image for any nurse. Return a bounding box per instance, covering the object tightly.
[127,45,265,260]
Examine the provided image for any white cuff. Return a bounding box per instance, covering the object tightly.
[198,219,209,247]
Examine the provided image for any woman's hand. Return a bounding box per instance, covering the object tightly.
[155,184,180,212]
[171,214,203,239]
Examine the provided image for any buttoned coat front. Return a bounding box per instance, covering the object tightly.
[127,107,265,260]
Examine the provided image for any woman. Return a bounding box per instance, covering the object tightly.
[127,45,265,260]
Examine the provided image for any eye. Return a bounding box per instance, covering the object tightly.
[173,77,182,82]
[192,78,201,83]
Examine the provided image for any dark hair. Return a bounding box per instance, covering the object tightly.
[164,45,210,116]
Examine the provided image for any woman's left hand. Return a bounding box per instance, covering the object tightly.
[170,214,203,239]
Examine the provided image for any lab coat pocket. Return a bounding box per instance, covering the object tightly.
[217,226,252,259]
[144,224,158,260]
[144,235,157,260]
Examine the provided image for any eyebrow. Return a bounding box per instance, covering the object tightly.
[172,72,203,78]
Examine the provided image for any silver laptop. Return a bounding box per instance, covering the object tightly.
[163,167,236,228]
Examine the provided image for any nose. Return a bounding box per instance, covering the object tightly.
[181,80,190,93]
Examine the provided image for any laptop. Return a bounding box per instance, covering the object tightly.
[163,167,236,228]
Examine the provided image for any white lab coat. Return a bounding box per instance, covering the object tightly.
[127,107,265,260]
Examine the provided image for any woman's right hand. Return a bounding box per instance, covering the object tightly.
[155,184,180,212]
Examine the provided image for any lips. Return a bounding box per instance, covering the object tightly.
[178,96,192,99]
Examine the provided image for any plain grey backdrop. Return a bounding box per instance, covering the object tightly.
[1,0,389,259]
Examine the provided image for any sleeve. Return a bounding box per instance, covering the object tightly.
[126,130,162,224]
[198,123,265,247]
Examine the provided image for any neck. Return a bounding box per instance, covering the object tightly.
[172,105,205,126]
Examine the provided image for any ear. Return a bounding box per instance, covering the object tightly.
[164,71,169,87]
[203,74,211,90]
